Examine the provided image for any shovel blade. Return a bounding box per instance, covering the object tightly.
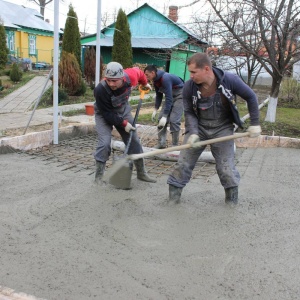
[106,159,133,189]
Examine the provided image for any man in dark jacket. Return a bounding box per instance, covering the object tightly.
[93,62,156,184]
[144,65,184,148]
[167,53,261,205]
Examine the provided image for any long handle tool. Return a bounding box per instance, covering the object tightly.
[107,132,250,189]
[106,86,150,189]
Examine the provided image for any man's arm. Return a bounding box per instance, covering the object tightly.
[228,74,260,125]
[161,75,174,116]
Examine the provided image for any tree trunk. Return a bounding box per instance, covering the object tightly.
[264,77,281,123]
[265,96,278,122]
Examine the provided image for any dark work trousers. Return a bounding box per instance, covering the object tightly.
[158,88,183,133]
[167,90,240,189]
[94,104,143,163]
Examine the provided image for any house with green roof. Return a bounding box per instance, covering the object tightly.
[81,4,207,80]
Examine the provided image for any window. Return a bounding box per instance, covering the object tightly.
[29,35,36,55]
[6,31,15,52]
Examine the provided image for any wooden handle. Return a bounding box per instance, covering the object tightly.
[128,132,250,161]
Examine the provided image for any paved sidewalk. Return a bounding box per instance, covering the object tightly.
[0,76,52,113]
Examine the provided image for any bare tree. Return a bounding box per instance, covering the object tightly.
[204,0,300,122]
[27,0,53,18]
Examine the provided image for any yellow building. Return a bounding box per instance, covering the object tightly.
[0,0,57,65]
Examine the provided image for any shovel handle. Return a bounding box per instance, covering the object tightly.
[124,99,143,155]
[128,132,250,161]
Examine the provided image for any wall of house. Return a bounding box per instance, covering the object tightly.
[7,29,53,64]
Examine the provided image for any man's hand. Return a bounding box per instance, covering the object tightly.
[122,120,136,133]
[247,125,261,138]
[187,134,200,147]
[158,116,167,129]
[151,109,157,122]
[144,83,152,91]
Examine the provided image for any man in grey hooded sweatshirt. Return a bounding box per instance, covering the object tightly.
[167,53,261,205]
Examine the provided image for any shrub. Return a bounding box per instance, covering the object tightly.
[59,51,82,95]
[0,21,9,69]
[9,63,22,82]
[84,47,103,88]
[74,79,87,96]
[39,87,68,107]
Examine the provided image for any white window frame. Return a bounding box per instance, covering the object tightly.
[6,31,15,52]
[29,35,36,56]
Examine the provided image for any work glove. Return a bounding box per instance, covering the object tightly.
[187,134,200,148]
[151,109,158,122]
[123,120,136,133]
[158,116,167,129]
[144,83,152,91]
[247,125,261,138]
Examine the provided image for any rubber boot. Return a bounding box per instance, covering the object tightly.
[95,161,106,183]
[225,186,238,205]
[156,126,167,149]
[169,184,183,203]
[134,159,157,183]
[171,131,180,146]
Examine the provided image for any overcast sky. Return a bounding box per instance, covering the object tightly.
[5,0,197,34]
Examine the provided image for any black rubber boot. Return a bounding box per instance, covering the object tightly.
[225,186,238,205]
[134,159,157,183]
[95,161,106,183]
[169,184,183,203]
[156,127,167,149]
[171,131,180,146]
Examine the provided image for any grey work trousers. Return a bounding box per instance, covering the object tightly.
[158,89,183,133]
[167,126,240,189]
[94,108,143,163]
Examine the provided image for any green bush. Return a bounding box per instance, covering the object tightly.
[57,88,68,103]
[9,63,22,82]
[74,79,87,96]
[59,51,82,95]
[38,87,68,107]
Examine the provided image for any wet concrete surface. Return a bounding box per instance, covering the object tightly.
[1,145,300,299]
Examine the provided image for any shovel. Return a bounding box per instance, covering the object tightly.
[106,131,251,189]
[105,86,150,189]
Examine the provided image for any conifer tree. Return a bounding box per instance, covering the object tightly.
[0,20,9,69]
[61,4,82,69]
[84,47,103,89]
[112,9,133,68]
[10,63,22,82]
[58,51,81,95]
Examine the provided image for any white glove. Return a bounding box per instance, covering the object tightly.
[144,83,152,91]
[151,109,157,122]
[247,125,261,138]
[187,134,200,147]
[158,116,167,129]
[124,122,136,133]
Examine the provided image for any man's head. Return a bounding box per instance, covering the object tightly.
[104,62,124,90]
[144,65,157,81]
[187,53,214,85]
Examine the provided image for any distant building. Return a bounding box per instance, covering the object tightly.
[0,0,61,64]
[81,4,208,80]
